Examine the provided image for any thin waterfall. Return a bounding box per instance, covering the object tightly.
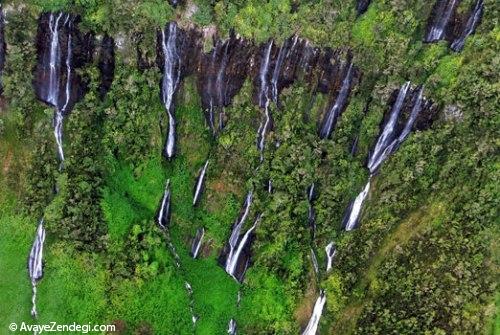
[160,22,181,159]
[271,38,288,103]
[224,191,253,266]
[193,160,209,206]
[302,290,326,335]
[311,248,319,275]
[343,180,371,231]
[307,183,317,239]
[27,219,46,318]
[227,319,237,334]
[190,227,205,259]
[157,179,172,230]
[318,63,354,139]
[325,242,336,272]
[156,180,198,327]
[54,26,72,164]
[451,0,484,51]
[425,0,459,42]
[256,41,274,162]
[257,41,273,107]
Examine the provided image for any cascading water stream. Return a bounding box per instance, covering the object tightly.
[256,41,273,162]
[156,179,198,327]
[227,318,237,334]
[307,183,317,239]
[325,242,337,272]
[193,160,209,206]
[343,83,426,231]
[28,12,78,320]
[302,290,326,335]
[425,0,459,42]
[27,219,46,318]
[451,0,484,51]
[160,22,181,159]
[311,248,319,275]
[318,62,354,139]
[190,227,205,259]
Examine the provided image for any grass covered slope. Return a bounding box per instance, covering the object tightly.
[0,0,498,334]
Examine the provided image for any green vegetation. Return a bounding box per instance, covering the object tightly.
[0,0,498,334]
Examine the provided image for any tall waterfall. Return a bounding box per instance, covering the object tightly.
[190,227,205,259]
[302,290,326,335]
[318,63,354,139]
[160,22,181,159]
[193,160,209,206]
[451,0,484,52]
[256,41,274,162]
[343,83,427,231]
[425,0,460,42]
[27,219,46,318]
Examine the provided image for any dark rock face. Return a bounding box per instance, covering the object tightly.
[155,22,361,139]
[0,6,6,95]
[98,34,115,99]
[356,0,372,16]
[424,0,484,51]
[168,0,182,7]
[33,12,93,115]
[198,32,252,132]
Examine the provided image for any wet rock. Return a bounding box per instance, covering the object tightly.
[98,34,115,99]
[0,6,5,95]
[33,12,94,115]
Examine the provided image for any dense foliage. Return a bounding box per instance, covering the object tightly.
[0,0,498,334]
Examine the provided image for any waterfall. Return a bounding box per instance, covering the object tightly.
[225,215,260,282]
[157,180,172,230]
[307,183,316,238]
[160,22,181,159]
[256,41,274,162]
[319,63,354,139]
[257,41,273,107]
[302,290,326,335]
[342,83,427,231]
[193,160,209,206]
[311,248,319,275]
[190,227,205,259]
[271,38,289,103]
[425,0,459,42]
[343,180,371,231]
[367,82,411,174]
[325,242,336,272]
[27,219,46,318]
[227,319,237,334]
[451,0,484,52]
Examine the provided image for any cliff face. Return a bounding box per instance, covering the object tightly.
[33,12,93,114]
